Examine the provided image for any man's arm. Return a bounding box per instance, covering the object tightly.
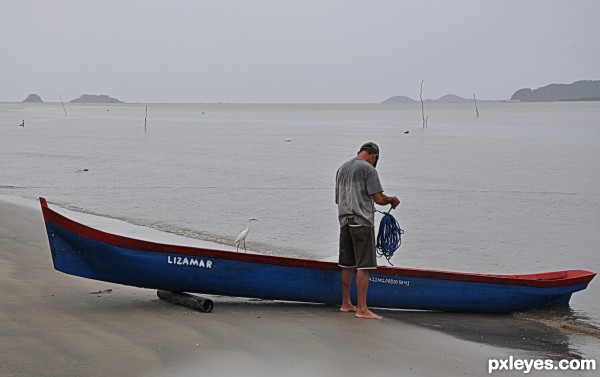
[372,192,400,209]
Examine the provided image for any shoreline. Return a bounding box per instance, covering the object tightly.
[1,198,598,376]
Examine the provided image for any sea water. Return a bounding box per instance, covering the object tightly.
[1,101,598,326]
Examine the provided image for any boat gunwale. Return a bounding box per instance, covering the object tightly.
[39,197,596,289]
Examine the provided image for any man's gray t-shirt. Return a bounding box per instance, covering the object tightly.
[336,157,384,228]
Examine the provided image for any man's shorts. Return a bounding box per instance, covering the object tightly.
[339,216,377,269]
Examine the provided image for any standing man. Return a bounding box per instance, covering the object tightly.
[335,142,400,319]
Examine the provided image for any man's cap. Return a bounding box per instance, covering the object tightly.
[359,142,379,155]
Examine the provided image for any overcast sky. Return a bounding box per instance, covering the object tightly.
[1,0,598,103]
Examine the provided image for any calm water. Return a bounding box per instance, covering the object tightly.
[1,101,599,325]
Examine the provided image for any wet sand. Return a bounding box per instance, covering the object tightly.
[0,199,597,377]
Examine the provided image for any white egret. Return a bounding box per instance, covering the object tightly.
[235,218,258,252]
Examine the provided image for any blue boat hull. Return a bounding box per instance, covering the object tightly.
[41,198,596,313]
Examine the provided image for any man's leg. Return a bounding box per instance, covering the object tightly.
[355,269,382,319]
[339,222,357,312]
[350,223,381,320]
[340,267,356,312]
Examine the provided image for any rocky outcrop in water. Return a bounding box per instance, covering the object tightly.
[23,94,43,102]
[382,94,472,104]
[70,94,123,103]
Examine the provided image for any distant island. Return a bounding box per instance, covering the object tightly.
[23,93,43,103]
[70,94,123,103]
[382,94,475,104]
[511,80,600,102]
[383,80,600,104]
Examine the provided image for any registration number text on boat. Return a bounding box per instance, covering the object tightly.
[369,276,410,286]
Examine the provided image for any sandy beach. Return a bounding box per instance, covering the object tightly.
[1,199,597,377]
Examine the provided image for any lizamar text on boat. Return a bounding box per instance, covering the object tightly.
[167,255,212,269]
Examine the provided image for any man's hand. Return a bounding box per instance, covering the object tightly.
[372,192,401,209]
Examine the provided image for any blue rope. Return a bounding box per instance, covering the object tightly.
[376,209,404,266]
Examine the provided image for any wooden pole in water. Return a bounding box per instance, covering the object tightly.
[157,290,214,313]
[420,80,427,128]
[473,93,480,118]
[59,94,68,116]
[144,105,148,132]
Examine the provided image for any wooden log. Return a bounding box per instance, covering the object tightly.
[157,290,214,313]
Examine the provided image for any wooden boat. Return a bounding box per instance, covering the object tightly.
[39,197,596,313]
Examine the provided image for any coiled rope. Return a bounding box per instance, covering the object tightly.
[376,208,404,266]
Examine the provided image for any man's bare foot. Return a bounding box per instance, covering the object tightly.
[339,304,357,312]
[355,309,382,320]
